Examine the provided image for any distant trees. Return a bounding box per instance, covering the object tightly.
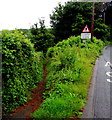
[105,2,112,40]
[94,2,112,41]
[21,2,111,54]
[50,2,112,43]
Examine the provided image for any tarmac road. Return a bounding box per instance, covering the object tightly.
[82,45,112,119]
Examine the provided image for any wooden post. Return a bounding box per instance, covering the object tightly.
[104,11,105,24]
[91,2,95,42]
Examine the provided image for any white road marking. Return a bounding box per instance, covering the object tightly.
[105,62,112,67]
[106,72,112,77]
[107,79,112,83]
[105,62,112,83]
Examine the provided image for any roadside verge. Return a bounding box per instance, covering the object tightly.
[81,58,99,118]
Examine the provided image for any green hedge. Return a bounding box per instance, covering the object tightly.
[2,30,43,114]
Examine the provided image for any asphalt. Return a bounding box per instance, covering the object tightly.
[82,45,112,119]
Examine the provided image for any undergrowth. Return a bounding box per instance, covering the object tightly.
[31,36,105,119]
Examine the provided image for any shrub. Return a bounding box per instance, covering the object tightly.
[2,30,43,114]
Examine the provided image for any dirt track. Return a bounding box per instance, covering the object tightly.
[3,62,48,119]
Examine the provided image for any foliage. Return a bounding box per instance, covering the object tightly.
[30,19,55,53]
[72,13,85,35]
[2,30,44,114]
[32,36,104,119]
[94,18,110,41]
[50,2,92,42]
[50,2,111,43]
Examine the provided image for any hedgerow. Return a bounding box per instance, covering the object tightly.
[2,30,43,114]
[32,36,104,119]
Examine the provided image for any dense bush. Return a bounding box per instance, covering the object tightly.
[32,36,105,119]
[2,30,44,114]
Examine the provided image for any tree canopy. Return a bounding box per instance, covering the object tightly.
[30,19,55,53]
[50,1,112,43]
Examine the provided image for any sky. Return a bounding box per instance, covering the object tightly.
[0,0,69,30]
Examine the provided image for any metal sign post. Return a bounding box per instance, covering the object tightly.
[81,33,91,39]
[81,25,91,39]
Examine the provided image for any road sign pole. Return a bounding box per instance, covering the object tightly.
[91,2,95,42]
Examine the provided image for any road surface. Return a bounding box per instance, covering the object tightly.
[82,45,112,119]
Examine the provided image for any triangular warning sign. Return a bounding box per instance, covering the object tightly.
[82,25,90,32]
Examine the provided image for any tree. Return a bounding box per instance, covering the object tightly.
[94,2,112,41]
[72,13,85,36]
[105,2,112,40]
[94,18,110,41]
[50,1,111,42]
[50,2,92,43]
[30,19,55,53]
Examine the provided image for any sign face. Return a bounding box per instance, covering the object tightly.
[82,25,90,33]
[81,33,91,39]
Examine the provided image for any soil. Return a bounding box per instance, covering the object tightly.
[3,62,48,119]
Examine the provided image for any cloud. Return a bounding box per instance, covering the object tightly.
[0,0,67,30]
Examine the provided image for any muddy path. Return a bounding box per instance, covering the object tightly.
[3,62,48,119]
